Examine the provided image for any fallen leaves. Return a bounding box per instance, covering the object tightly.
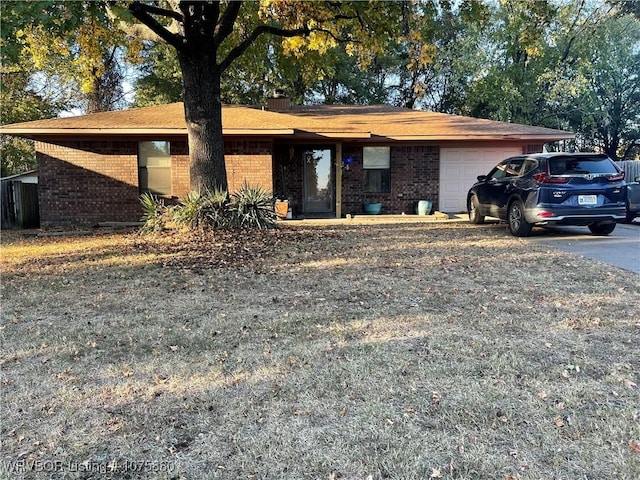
[2,223,639,479]
[1,227,346,277]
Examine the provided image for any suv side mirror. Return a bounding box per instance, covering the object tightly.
[477,175,487,182]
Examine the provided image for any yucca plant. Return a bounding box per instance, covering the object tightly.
[202,187,231,229]
[229,182,277,229]
[140,185,276,233]
[170,188,229,230]
[139,193,168,233]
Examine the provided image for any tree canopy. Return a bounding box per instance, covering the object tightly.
[1,0,638,179]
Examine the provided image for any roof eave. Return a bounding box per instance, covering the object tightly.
[383,134,576,141]
[295,130,372,139]
[0,128,296,137]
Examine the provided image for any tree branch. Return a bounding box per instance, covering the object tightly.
[134,2,183,22]
[214,1,242,45]
[219,24,310,72]
[313,27,355,44]
[128,1,184,50]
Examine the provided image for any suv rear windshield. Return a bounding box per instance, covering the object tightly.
[548,155,618,175]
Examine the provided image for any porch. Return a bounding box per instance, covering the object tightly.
[271,142,441,219]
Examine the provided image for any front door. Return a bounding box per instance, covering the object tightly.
[303,148,333,213]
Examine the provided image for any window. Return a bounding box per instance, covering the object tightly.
[138,141,171,195]
[521,158,538,176]
[504,158,525,177]
[488,157,524,180]
[363,147,390,193]
[549,155,619,175]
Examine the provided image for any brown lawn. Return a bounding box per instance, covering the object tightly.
[1,222,639,479]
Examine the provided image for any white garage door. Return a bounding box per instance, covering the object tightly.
[439,147,523,212]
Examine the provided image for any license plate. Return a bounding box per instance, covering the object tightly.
[578,195,598,205]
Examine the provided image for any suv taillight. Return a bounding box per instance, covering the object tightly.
[533,173,570,184]
[607,172,625,182]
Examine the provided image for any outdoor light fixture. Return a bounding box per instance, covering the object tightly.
[342,156,353,171]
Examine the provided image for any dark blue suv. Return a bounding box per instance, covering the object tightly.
[467,153,627,236]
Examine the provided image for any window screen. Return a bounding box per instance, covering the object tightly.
[363,147,390,193]
[139,141,171,195]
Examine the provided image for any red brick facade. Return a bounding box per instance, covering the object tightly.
[37,138,274,226]
[37,140,141,226]
[35,137,543,226]
[272,143,441,217]
[225,140,273,193]
[340,145,440,215]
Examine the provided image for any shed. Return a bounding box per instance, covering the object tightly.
[1,170,39,229]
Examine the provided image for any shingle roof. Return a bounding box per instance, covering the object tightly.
[0,102,574,142]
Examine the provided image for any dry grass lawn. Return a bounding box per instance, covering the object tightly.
[1,222,639,479]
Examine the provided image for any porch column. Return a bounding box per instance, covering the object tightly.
[335,142,342,218]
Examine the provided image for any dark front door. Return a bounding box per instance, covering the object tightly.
[303,149,333,213]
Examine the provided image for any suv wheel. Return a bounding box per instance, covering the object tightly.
[508,200,532,237]
[468,195,484,224]
[588,222,616,235]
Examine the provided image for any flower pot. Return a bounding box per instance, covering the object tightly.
[416,200,432,216]
[363,202,382,215]
[275,200,289,218]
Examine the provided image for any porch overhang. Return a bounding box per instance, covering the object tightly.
[313,132,372,139]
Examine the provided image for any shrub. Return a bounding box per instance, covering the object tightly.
[139,193,169,233]
[139,184,277,234]
[171,188,229,230]
[229,182,277,229]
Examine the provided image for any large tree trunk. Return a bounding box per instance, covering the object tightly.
[178,50,228,193]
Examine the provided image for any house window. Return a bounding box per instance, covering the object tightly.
[138,141,171,195]
[363,146,390,193]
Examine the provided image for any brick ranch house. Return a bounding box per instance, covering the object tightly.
[0,99,574,226]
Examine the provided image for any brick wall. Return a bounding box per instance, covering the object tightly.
[170,141,190,197]
[37,140,141,226]
[36,137,444,225]
[225,140,273,193]
[341,145,440,215]
[37,138,274,226]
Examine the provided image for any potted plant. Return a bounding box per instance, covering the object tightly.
[274,198,289,218]
[363,194,382,215]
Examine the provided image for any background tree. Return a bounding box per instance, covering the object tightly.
[1,2,62,176]
[3,0,638,179]
[2,1,143,114]
[134,42,183,107]
[449,0,639,159]
[0,65,61,176]
[560,14,640,159]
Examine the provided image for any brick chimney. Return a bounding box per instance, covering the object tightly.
[267,89,291,112]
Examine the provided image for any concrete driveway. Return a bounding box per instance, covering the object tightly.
[528,222,640,274]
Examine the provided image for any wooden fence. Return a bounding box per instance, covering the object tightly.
[1,180,39,229]
[618,160,640,182]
